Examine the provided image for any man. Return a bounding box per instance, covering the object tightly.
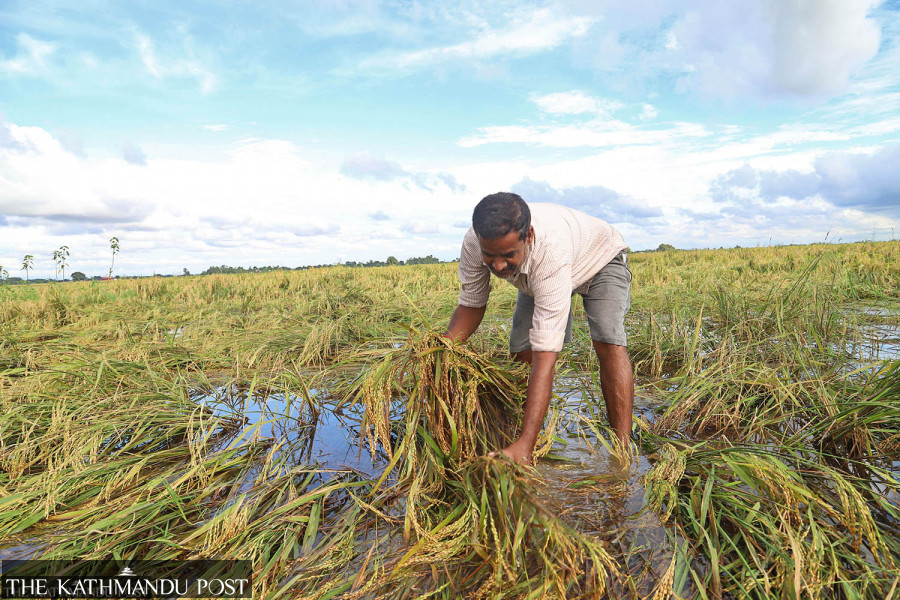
[445,192,634,465]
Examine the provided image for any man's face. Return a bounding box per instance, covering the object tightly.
[478,227,533,279]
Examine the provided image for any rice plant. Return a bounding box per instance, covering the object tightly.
[0,240,897,599]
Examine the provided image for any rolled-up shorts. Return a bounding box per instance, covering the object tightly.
[509,251,632,353]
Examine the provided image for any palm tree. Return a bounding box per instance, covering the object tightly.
[53,246,70,281]
[22,254,34,283]
[108,236,120,278]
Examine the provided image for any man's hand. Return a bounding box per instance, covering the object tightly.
[489,349,558,466]
[444,304,486,342]
[489,439,534,465]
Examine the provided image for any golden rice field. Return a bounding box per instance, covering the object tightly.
[1,241,898,599]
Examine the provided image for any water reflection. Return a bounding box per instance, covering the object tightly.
[194,386,389,477]
[531,387,676,595]
[192,380,679,593]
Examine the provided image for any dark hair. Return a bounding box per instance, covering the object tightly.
[472,192,531,240]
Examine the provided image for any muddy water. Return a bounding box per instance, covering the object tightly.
[194,386,392,477]
[534,385,673,593]
[197,379,674,590]
[2,379,674,584]
[854,305,900,360]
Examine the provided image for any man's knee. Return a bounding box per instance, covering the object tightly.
[591,340,629,360]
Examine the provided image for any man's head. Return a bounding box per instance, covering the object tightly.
[472,192,534,279]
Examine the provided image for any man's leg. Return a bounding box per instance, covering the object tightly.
[509,290,534,362]
[592,341,633,444]
[582,251,634,445]
[509,291,572,365]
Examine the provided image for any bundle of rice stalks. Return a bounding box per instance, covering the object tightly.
[347,460,621,600]
[325,329,622,599]
[340,329,525,476]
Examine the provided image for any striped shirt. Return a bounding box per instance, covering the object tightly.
[458,203,626,352]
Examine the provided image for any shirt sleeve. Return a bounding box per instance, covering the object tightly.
[528,263,572,352]
[457,228,491,308]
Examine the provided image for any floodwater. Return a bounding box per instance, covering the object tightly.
[854,305,900,360]
[0,375,672,592]
[535,384,673,593]
[193,378,674,592]
[194,386,389,477]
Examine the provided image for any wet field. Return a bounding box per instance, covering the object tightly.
[1,241,898,598]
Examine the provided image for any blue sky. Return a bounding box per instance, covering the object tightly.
[1,0,899,277]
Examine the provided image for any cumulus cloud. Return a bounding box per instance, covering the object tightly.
[340,153,406,181]
[815,145,900,210]
[340,152,465,192]
[0,121,479,274]
[709,145,900,216]
[0,123,29,152]
[434,172,465,193]
[758,170,821,202]
[56,130,86,157]
[401,221,439,234]
[510,178,662,223]
[295,223,340,237]
[669,0,882,98]
[1,197,152,225]
[122,143,147,166]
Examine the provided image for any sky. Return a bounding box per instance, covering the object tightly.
[1,0,899,278]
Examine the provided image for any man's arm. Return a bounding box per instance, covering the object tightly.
[495,350,558,464]
[444,304,486,342]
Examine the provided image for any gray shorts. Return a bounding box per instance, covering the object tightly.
[509,251,632,352]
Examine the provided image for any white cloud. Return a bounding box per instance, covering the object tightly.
[669,0,882,98]
[531,91,623,116]
[340,152,466,192]
[203,124,228,132]
[640,103,658,120]
[0,33,56,75]
[134,30,217,93]
[354,8,594,73]
[458,120,711,148]
[401,221,439,234]
[0,122,476,274]
[122,143,147,166]
[340,153,406,181]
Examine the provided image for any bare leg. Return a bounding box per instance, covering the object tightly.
[592,341,634,445]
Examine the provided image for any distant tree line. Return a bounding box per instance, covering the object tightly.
[199,255,444,275]
[340,255,442,268]
[201,265,292,275]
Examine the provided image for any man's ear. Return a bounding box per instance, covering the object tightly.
[528,226,535,243]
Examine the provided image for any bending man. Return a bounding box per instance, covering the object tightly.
[445,192,634,464]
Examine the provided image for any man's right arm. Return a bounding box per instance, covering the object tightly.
[444,304,485,342]
[448,228,490,342]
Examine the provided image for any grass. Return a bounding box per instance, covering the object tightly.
[0,240,898,598]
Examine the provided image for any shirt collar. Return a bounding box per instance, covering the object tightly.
[519,237,534,276]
